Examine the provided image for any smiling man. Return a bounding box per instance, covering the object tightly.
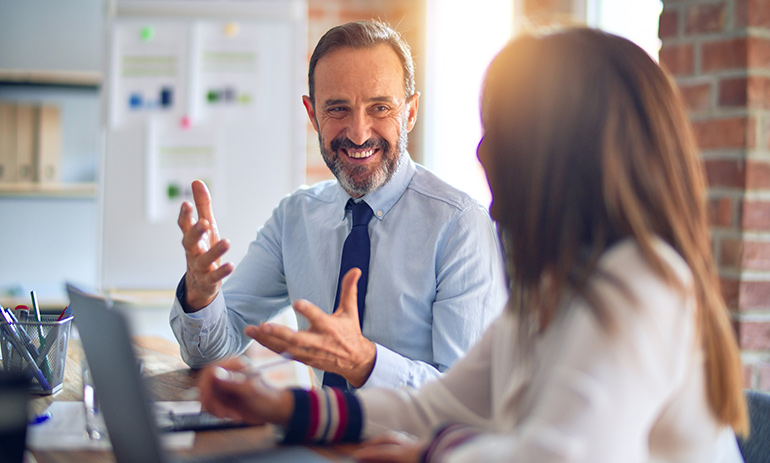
[170,20,507,389]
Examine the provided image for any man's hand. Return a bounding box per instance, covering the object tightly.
[177,180,234,311]
[246,269,377,388]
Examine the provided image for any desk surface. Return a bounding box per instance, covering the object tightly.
[28,336,353,463]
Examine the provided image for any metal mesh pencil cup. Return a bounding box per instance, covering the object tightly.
[0,315,73,395]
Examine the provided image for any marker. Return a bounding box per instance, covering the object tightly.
[14,305,29,322]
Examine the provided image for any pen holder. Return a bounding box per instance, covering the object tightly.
[0,315,73,395]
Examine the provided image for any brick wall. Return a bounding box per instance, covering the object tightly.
[303,0,424,185]
[660,0,770,390]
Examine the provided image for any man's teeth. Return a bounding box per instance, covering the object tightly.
[347,149,375,159]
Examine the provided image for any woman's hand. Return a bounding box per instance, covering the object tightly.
[197,357,294,426]
[353,433,426,463]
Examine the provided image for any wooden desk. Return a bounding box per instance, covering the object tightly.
[28,337,353,463]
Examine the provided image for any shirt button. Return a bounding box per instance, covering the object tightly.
[377,210,383,217]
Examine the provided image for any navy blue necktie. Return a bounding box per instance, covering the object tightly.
[323,199,374,388]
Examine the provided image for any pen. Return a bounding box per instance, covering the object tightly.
[56,305,72,321]
[242,353,294,374]
[216,353,294,382]
[30,291,52,381]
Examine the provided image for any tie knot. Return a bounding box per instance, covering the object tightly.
[348,200,374,226]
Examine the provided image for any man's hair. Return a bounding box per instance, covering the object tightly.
[308,20,415,103]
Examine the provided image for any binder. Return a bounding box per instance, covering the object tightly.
[15,104,36,182]
[0,102,17,182]
[35,105,61,183]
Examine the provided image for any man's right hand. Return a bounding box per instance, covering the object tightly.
[177,180,234,312]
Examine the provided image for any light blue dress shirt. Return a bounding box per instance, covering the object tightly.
[170,156,508,388]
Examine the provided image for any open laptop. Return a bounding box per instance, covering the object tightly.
[65,283,339,463]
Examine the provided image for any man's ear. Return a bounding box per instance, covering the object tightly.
[302,95,319,132]
[405,92,420,133]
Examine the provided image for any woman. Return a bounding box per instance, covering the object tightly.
[198,27,748,462]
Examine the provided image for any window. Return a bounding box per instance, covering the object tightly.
[423,0,662,205]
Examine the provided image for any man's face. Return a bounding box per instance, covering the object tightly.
[303,44,419,198]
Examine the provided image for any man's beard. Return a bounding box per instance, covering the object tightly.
[319,118,408,197]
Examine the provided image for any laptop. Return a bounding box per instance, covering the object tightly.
[65,283,339,463]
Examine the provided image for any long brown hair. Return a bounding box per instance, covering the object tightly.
[481,28,748,434]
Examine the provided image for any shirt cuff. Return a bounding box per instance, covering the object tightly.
[360,343,410,389]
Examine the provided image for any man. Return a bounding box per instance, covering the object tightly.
[170,20,507,389]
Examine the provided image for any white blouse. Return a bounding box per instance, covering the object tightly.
[359,239,743,462]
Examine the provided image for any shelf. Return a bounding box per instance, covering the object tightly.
[0,182,97,198]
[0,69,101,87]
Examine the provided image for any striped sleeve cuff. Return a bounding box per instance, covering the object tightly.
[282,387,363,444]
[422,423,484,463]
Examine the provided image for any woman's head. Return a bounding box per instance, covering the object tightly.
[480,27,747,434]
[480,28,704,296]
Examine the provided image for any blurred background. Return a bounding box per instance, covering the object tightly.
[5,0,770,391]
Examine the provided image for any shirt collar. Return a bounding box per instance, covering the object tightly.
[334,153,416,222]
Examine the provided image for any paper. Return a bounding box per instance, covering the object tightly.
[27,401,196,451]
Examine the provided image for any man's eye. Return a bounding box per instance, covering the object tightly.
[326,107,348,118]
[370,105,390,116]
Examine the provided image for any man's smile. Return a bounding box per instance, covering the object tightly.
[342,148,377,159]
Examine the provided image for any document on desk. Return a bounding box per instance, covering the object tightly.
[27,401,196,451]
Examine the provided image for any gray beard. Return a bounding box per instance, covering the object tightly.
[319,117,408,197]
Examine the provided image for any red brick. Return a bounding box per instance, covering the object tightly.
[708,196,734,227]
[758,363,770,389]
[740,280,770,309]
[704,159,746,188]
[721,276,740,308]
[719,238,743,268]
[742,241,770,270]
[718,77,747,107]
[748,36,770,70]
[766,119,770,150]
[659,43,695,76]
[685,2,726,34]
[736,0,770,29]
[659,9,679,39]
[742,200,770,230]
[703,37,748,72]
[744,363,754,389]
[738,320,770,348]
[746,160,770,189]
[691,117,753,150]
[679,82,711,112]
[747,76,770,109]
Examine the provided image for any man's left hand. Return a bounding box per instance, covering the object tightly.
[246,269,377,388]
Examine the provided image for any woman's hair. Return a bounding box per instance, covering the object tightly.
[481,27,748,434]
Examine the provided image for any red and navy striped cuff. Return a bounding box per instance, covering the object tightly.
[283,387,363,444]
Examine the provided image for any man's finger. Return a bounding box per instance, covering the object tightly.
[337,268,361,318]
[182,219,213,254]
[178,201,196,234]
[293,299,334,329]
[191,180,220,244]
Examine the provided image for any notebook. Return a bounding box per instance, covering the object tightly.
[65,282,338,463]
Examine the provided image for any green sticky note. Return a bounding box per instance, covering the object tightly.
[141,26,155,42]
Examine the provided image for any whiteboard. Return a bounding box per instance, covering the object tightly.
[100,0,307,290]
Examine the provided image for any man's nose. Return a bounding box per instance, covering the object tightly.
[347,110,373,146]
